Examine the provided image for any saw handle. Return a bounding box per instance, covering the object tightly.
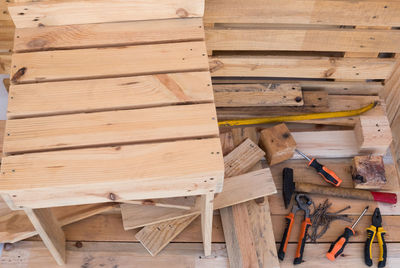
[294,218,311,265]
[278,212,294,261]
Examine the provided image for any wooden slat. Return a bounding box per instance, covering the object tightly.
[121,168,276,229]
[0,138,224,208]
[8,0,205,28]
[213,83,303,107]
[0,52,11,74]
[209,56,396,79]
[7,72,214,119]
[206,28,400,53]
[4,103,219,154]
[11,42,209,83]
[13,18,205,52]
[204,0,400,27]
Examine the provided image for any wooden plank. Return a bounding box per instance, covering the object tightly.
[201,193,214,256]
[206,28,400,53]
[11,42,209,83]
[119,196,196,210]
[209,56,396,80]
[0,138,225,208]
[0,52,10,74]
[0,241,229,268]
[4,103,219,154]
[24,208,65,265]
[213,83,303,107]
[0,203,115,243]
[13,18,205,52]
[136,214,200,256]
[121,168,276,229]
[8,0,205,28]
[8,71,214,119]
[204,0,400,27]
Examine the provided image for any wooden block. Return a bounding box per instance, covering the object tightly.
[13,18,205,52]
[4,103,219,154]
[24,208,65,265]
[260,123,296,165]
[11,42,209,83]
[0,138,224,208]
[8,71,213,119]
[352,155,387,189]
[9,0,205,28]
[354,115,393,155]
[213,83,303,107]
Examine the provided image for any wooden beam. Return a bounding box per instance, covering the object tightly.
[9,0,205,28]
[201,193,214,256]
[209,56,395,80]
[24,208,65,265]
[11,42,209,83]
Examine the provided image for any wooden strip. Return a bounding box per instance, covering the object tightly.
[0,203,115,243]
[201,193,214,256]
[14,18,205,52]
[9,0,205,28]
[213,83,303,107]
[0,52,11,74]
[119,196,196,210]
[136,214,199,256]
[7,72,214,119]
[206,28,400,53]
[4,103,219,154]
[209,56,396,80]
[24,208,65,265]
[121,168,276,229]
[0,241,229,267]
[11,42,209,83]
[0,138,224,208]
[204,0,400,27]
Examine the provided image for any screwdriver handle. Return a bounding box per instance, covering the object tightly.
[294,218,311,265]
[278,212,295,261]
[309,158,342,187]
[326,227,354,261]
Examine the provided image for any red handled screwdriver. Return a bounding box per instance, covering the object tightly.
[295,149,342,187]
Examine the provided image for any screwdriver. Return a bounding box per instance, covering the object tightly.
[326,206,369,261]
[295,149,342,187]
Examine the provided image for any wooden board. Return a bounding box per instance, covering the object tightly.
[213,83,303,107]
[0,138,225,208]
[0,52,11,74]
[204,0,400,27]
[8,72,213,119]
[13,18,205,52]
[209,56,396,80]
[206,28,400,53]
[121,168,276,229]
[11,42,209,83]
[8,0,205,28]
[3,103,219,154]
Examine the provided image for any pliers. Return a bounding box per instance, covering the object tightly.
[365,208,387,267]
[278,194,312,265]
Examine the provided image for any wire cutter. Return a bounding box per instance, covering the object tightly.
[278,194,312,265]
[365,208,387,267]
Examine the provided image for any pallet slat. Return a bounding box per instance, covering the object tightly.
[13,18,205,52]
[9,0,205,28]
[0,138,224,208]
[11,42,209,83]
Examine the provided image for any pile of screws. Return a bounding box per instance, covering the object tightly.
[308,199,353,242]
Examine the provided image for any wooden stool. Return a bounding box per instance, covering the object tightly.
[1,1,224,265]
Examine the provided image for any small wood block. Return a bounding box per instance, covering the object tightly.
[260,123,296,165]
[354,115,393,155]
[352,155,386,189]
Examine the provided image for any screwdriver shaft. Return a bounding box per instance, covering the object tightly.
[295,149,311,161]
[352,206,369,229]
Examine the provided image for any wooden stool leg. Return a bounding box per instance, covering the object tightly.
[201,193,214,256]
[24,208,66,265]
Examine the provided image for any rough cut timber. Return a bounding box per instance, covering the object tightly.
[260,123,297,166]
[354,115,393,155]
[352,155,387,190]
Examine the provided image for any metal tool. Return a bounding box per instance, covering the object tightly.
[278,194,312,265]
[365,208,387,267]
[295,149,342,187]
[326,206,369,261]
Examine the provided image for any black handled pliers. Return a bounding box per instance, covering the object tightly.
[365,208,387,267]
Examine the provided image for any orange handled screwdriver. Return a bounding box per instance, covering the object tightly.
[326,206,369,261]
[295,149,342,187]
